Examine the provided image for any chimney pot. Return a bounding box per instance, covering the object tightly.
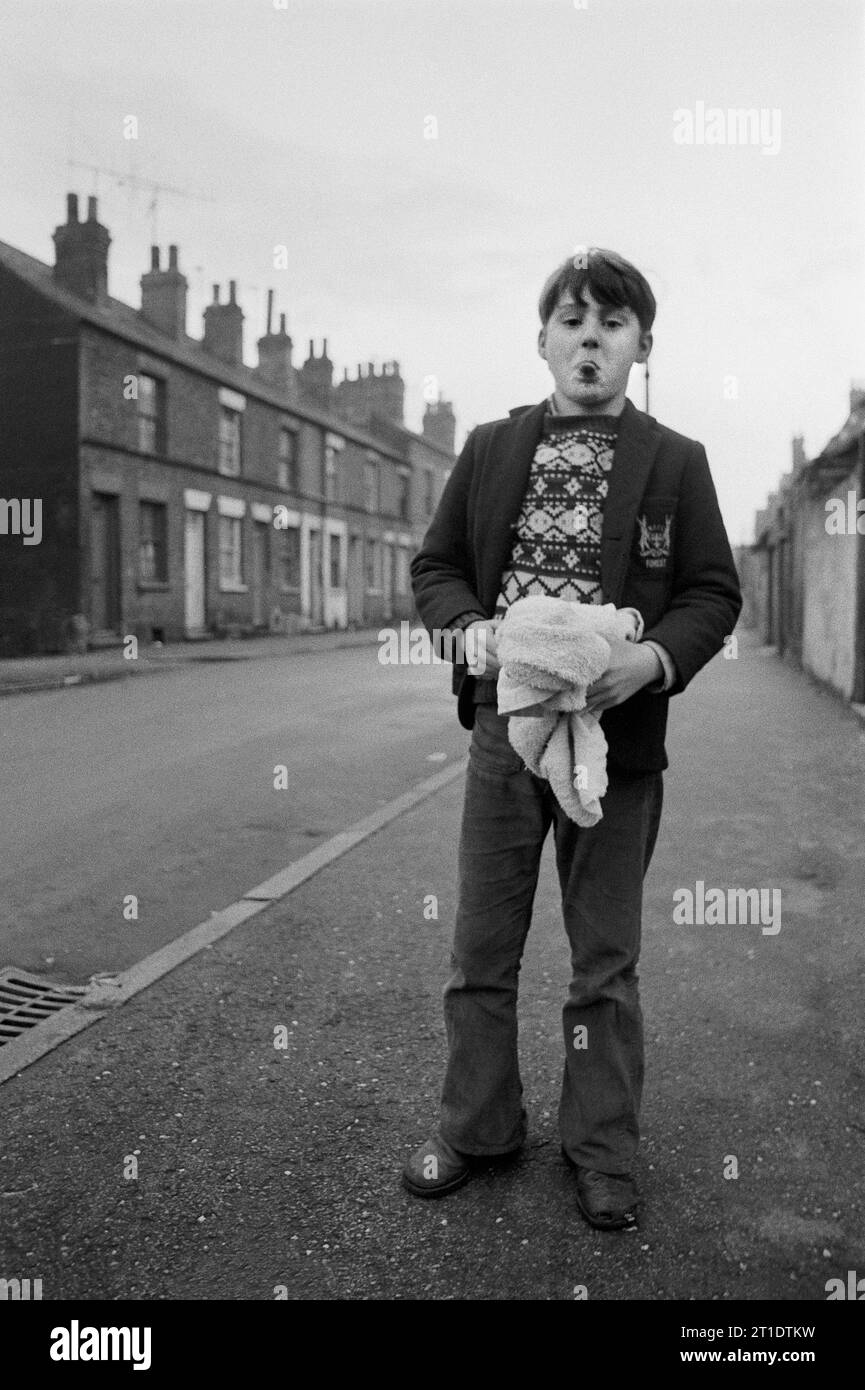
[150,245,160,271]
[229,279,237,304]
[266,288,274,334]
[212,283,220,303]
[168,244,178,270]
[279,312,286,334]
[87,196,98,222]
[67,192,79,222]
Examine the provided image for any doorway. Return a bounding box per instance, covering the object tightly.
[90,492,121,634]
[184,509,207,632]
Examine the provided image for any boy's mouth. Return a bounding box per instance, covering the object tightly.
[576,362,599,379]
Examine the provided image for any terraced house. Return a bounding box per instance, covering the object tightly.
[0,194,457,656]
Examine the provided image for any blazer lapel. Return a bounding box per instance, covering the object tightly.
[601,398,661,604]
[480,401,547,611]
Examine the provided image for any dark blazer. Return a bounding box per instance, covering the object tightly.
[410,397,742,773]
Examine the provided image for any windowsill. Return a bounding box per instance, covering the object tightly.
[217,468,242,479]
[137,580,170,591]
[219,582,248,593]
[366,588,383,595]
[279,585,301,594]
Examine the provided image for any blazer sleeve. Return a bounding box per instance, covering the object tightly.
[640,442,742,694]
[410,426,487,635]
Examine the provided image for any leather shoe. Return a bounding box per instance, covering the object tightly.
[568,1159,640,1230]
[402,1132,471,1199]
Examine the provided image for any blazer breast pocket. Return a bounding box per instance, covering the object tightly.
[630,494,678,576]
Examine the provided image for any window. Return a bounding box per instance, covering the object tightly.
[395,546,409,595]
[396,469,410,521]
[323,433,343,503]
[424,469,436,515]
[218,406,242,476]
[139,500,168,582]
[219,514,243,587]
[138,374,166,455]
[329,534,344,588]
[324,444,339,502]
[278,426,298,491]
[363,457,379,514]
[365,537,381,590]
[280,526,301,590]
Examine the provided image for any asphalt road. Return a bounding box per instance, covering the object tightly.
[0,644,466,982]
[1,629,863,1301]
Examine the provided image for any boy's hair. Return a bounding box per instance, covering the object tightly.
[538,248,656,333]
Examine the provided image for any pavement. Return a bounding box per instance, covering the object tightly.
[1,626,864,1301]
[0,625,385,695]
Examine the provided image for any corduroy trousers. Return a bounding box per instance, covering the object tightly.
[439,703,663,1173]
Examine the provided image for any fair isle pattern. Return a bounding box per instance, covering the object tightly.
[494,414,619,618]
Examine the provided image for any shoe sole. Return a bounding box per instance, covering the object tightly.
[401,1167,471,1199]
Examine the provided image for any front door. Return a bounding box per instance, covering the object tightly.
[382,541,394,621]
[252,521,268,627]
[309,529,323,625]
[90,492,121,633]
[184,510,206,631]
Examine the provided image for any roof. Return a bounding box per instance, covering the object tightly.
[801,399,865,497]
[813,400,865,464]
[367,411,454,462]
[0,237,426,465]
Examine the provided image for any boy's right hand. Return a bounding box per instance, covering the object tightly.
[464,619,501,678]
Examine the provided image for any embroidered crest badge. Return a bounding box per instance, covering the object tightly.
[637,513,673,568]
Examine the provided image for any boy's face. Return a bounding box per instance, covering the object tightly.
[538,288,652,415]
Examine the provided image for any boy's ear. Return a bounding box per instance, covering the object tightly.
[537,325,548,361]
[634,330,653,365]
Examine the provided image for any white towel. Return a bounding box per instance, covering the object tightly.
[495,596,643,826]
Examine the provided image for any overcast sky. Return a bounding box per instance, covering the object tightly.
[2,0,863,544]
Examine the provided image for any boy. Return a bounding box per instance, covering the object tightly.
[404,249,742,1229]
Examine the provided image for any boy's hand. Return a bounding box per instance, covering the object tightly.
[463,619,501,678]
[584,638,662,716]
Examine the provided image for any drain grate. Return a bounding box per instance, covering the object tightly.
[0,969,87,1047]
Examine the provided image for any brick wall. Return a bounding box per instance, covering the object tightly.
[0,268,81,654]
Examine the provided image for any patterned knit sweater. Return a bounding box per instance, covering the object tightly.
[473,408,619,703]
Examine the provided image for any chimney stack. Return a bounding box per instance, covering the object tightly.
[850,381,865,414]
[52,191,111,302]
[333,358,405,429]
[256,291,297,400]
[791,434,807,471]
[202,281,244,365]
[140,242,188,340]
[299,338,334,412]
[422,397,456,453]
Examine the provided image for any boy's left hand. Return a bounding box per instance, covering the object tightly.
[584,638,662,716]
